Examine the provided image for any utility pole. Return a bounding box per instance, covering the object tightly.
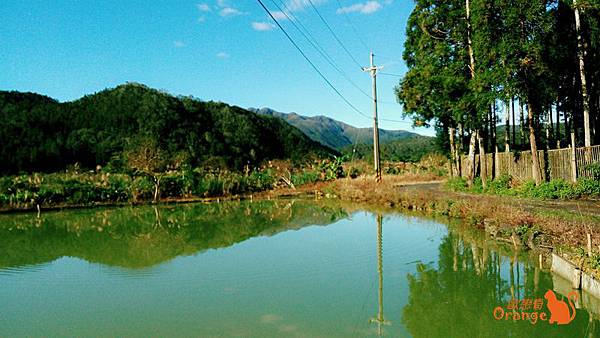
[363,52,383,182]
[370,213,390,335]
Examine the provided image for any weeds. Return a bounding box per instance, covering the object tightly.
[445,175,600,200]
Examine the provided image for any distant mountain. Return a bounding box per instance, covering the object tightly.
[249,107,419,150]
[0,84,334,174]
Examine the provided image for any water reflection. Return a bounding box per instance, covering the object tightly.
[1,202,600,337]
[0,200,348,270]
[370,213,390,335]
[401,227,600,337]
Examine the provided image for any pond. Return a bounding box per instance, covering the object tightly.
[0,199,598,337]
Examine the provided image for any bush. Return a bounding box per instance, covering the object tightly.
[485,175,512,195]
[445,177,468,192]
[576,178,600,197]
[291,170,320,186]
[585,163,600,180]
[131,176,155,201]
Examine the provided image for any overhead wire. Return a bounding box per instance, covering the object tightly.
[379,72,403,78]
[270,0,373,100]
[334,0,370,53]
[256,0,371,120]
[306,0,363,69]
[258,1,414,128]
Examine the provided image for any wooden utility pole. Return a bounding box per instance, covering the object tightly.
[363,52,383,182]
[370,213,390,335]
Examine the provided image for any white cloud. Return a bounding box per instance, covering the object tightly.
[197,3,210,11]
[252,21,275,31]
[216,51,230,58]
[216,0,228,7]
[337,1,383,14]
[286,0,326,12]
[198,16,206,23]
[219,7,244,17]
[173,41,186,48]
[271,11,289,20]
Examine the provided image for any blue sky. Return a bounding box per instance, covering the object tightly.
[1,0,430,134]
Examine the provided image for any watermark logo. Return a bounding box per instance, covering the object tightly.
[492,290,578,325]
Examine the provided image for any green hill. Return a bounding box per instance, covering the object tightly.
[0,83,335,174]
[250,107,419,150]
[342,135,438,163]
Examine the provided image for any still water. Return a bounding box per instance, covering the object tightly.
[0,199,598,337]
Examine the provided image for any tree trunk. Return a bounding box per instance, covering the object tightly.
[465,0,478,186]
[465,0,476,81]
[511,98,516,146]
[467,131,478,186]
[573,0,592,147]
[153,176,161,203]
[505,100,510,152]
[556,100,561,148]
[449,127,457,177]
[548,108,554,148]
[527,103,542,185]
[457,123,464,177]
[520,101,525,148]
[478,135,487,189]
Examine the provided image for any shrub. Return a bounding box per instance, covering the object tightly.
[585,163,600,180]
[131,176,155,201]
[445,177,468,192]
[575,178,600,197]
[485,175,512,195]
[291,170,320,186]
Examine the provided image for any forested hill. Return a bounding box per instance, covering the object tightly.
[0,83,335,174]
[249,107,418,150]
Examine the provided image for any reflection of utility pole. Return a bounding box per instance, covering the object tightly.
[370,213,390,335]
[363,53,383,183]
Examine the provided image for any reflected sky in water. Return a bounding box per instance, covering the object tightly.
[0,200,598,337]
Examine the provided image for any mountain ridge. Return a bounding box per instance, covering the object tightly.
[249,107,419,150]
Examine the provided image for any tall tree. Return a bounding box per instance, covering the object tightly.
[573,0,592,146]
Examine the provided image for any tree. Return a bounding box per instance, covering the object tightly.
[125,136,168,202]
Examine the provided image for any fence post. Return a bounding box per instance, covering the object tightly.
[571,132,577,183]
[494,145,499,179]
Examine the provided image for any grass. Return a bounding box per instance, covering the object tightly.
[445,175,600,200]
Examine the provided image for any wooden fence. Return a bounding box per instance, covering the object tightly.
[457,144,600,182]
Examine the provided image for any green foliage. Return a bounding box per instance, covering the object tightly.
[447,175,600,200]
[585,163,600,180]
[0,168,284,209]
[485,175,514,195]
[0,84,335,175]
[291,170,320,186]
[318,156,346,181]
[445,177,469,192]
[575,178,600,197]
[524,179,579,199]
[343,135,438,163]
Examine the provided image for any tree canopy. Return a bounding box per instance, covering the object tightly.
[0,83,335,174]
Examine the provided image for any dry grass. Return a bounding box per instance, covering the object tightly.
[321,175,599,251]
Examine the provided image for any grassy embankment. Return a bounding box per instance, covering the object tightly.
[0,154,448,212]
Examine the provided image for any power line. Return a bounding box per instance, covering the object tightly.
[256,0,371,120]
[379,72,403,78]
[334,0,370,53]
[307,0,363,69]
[270,0,372,100]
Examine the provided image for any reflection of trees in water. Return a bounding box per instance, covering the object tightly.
[0,200,348,269]
[402,232,599,337]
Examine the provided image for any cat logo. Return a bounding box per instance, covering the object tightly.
[492,289,578,325]
[544,290,578,325]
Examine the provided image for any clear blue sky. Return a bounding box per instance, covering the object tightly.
[1,0,431,134]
